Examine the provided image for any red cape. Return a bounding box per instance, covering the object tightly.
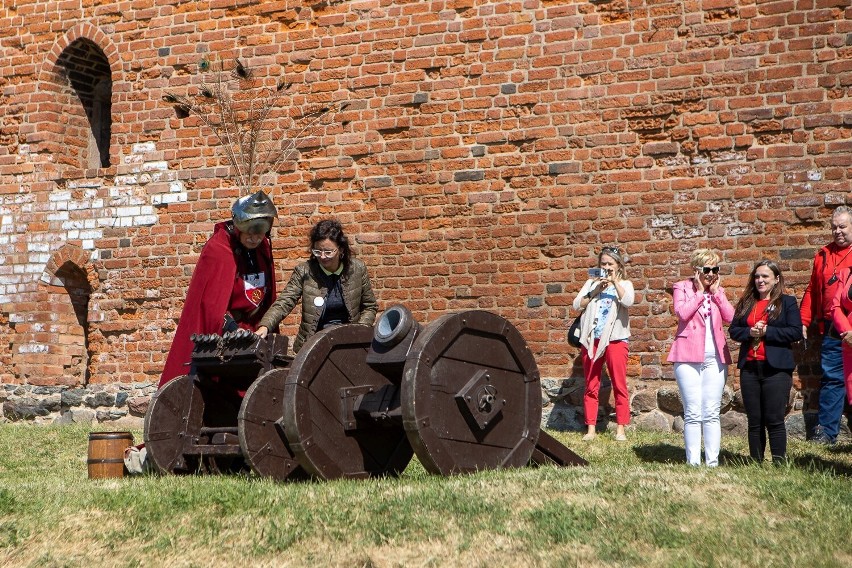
[158,222,276,387]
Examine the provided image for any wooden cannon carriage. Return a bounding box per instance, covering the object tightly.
[143,306,586,480]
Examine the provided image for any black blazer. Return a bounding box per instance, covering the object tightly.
[729,294,803,371]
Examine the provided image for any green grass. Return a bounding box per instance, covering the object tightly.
[1,425,850,567]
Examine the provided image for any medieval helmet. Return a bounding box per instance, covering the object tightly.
[232,190,277,234]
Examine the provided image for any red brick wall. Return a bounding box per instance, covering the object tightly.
[0,1,850,405]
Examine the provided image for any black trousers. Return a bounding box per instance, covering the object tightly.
[740,361,792,462]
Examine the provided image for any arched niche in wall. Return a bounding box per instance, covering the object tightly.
[52,261,93,385]
[33,23,120,176]
[34,244,99,387]
[55,38,113,170]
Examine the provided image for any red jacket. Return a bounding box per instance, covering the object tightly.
[800,243,852,332]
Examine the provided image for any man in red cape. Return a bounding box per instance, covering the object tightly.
[158,191,278,387]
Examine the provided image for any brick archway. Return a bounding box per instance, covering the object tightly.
[31,22,122,174]
[17,244,100,386]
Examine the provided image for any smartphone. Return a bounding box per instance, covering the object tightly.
[588,268,608,278]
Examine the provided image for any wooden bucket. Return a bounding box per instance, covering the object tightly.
[88,431,133,479]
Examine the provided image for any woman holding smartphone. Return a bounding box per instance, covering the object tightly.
[668,249,735,467]
[572,246,635,441]
[729,260,802,463]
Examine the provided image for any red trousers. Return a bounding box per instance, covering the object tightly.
[581,339,630,426]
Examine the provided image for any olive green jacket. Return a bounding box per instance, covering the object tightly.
[258,257,378,352]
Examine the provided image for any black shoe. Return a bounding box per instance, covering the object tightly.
[810,425,836,445]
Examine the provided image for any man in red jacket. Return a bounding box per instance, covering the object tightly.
[800,205,852,444]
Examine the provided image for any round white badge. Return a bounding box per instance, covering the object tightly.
[313,296,325,307]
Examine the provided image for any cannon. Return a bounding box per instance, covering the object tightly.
[143,329,309,479]
[143,306,585,480]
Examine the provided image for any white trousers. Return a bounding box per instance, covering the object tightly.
[674,358,727,467]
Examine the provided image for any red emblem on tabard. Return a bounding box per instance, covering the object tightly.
[248,288,264,305]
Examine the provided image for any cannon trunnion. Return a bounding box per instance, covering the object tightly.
[143,306,586,480]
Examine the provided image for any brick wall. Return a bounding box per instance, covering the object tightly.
[0,1,850,416]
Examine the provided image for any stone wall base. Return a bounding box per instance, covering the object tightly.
[1,383,156,429]
[541,377,852,442]
[4,379,849,444]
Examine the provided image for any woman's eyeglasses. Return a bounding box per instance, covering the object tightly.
[601,246,620,254]
[311,248,339,258]
[701,266,720,274]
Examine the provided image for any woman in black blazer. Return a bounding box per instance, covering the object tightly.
[730,260,803,463]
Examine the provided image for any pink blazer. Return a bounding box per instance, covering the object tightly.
[667,279,735,364]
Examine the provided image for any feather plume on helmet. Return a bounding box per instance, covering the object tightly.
[162,56,346,234]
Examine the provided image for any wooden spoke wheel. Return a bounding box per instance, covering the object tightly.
[401,310,541,475]
[283,324,414,480]
[143,374,204,474]
[238,368,309,481]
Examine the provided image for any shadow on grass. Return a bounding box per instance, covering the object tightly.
[632,443,752,466]
[790,444,852,478]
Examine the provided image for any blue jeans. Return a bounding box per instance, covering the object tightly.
[818,335,846,440]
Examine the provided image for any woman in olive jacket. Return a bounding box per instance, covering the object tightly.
[256,219,377,352]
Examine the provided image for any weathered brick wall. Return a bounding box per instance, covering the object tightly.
[1,1,851,424]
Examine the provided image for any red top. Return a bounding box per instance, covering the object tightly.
[800,243,852,331]
[158,222,277,387]
[746,299,770,362]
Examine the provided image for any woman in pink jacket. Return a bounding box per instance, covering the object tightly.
[667,249,735,466]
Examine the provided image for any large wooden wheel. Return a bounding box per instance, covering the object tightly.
[401,310,541,475]
[143,374,204,474]
[282,324,414,480]
[238,368,309,481]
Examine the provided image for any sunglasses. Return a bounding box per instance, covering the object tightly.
[700,266,720,274]
[601,246,620,254]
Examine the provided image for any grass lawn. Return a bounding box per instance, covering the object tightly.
[0,424,850,567]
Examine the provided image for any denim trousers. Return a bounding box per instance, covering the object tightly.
[675,358,726,467]
[740,361,792,462]
[818,334,846,440]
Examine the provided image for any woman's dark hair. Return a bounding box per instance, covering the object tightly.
[309,219,351,268]
[734,259,785,322]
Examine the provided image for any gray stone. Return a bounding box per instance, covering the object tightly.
[785,412,807,441]
[115,391,129,407]
[32,386,62,395]
[544,402,585,433]
[631,389,657,413]
[85,391,116,408]
[97,409,128,422]
[720,385,734,412]
[656,386,683,414]
[558,377,585,407]
[721,410,748,436]
[53,408,95,425]
[731,389,746,412]
[42,395,61,412]
[61,389,85,407]
[633,409,671,432]
[3,399,50,421]
[672,415,684,434]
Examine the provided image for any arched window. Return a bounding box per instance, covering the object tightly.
[56,38,112,169]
